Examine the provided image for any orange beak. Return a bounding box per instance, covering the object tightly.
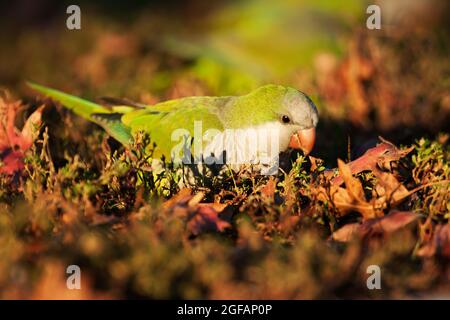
[288,128,316,155]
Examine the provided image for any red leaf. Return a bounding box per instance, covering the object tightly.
[0,97,44,175]
[0,150,25,175]
[187,206,231,236]
[163,189,232,236]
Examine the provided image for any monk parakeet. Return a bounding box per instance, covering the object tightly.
[28,83,318,173]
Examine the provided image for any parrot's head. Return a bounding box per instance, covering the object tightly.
[273,86,318,155]
[230,84,319,155]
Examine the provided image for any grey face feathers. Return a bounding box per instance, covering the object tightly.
[282,89,319,130]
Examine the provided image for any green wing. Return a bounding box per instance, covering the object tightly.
[123,97,227,159]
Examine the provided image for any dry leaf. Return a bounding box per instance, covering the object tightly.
[163,188,231,236]
[261,177,276,198]
[21,105,45,146]
[332,210,420,242]
[373,171,410,206]
[326,159,381,219]
[331,223,361,242]
[188,191,205,207]
[197,202,228,212]
[162,188,192,210]
[331,140,413,186]
[187,205,231,236]
[308,155,322,171]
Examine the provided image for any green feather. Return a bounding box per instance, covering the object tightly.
[27,82,109,119]
[122,97,227,159]
[28,82,133,145]
[90,113,133,146]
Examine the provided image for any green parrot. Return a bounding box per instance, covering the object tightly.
[28,83,318,172]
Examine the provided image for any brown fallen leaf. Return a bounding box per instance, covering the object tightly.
[187,205,231,236]
[188,191,205,207]
[162,188,192,210]
[330,139,414,186]
[314,184,377,220]
[197,202,228,212]
[331,223,361,242]
[308,155,322,172]
[373,171,410,207]
[21,105,45,145]
[260,176,276,198]
[163,188,231,236]
[338,159,365,201]
[323,159,382,219]
[315,139,416,220]
[332,210,420,242]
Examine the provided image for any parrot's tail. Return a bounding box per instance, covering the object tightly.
[27,82,110,119]
[27,82,133,145]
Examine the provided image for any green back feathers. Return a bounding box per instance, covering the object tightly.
[222,84,289,128]
[123,98,226,159]
[90,113,133,146]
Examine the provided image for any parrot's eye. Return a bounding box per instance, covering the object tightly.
[281,115,291,124]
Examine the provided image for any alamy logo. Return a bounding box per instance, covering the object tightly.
[366,5,381,30]
[366,265,381,290]
[66,265,81,290]
[66,5,81,30]
[170,122,281,175]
